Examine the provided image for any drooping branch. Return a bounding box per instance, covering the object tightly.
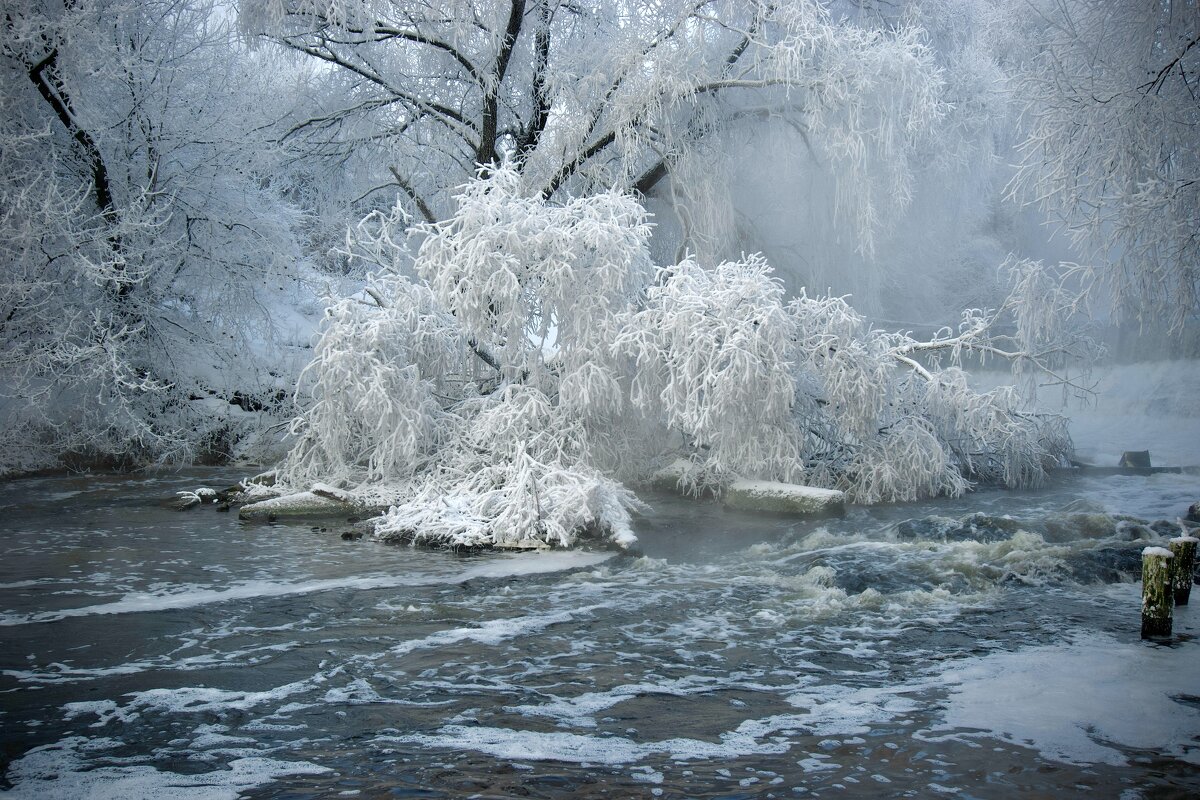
[885,259,1099,397]
[367,24,487,86]
[1139,33,1200,96]
[542,129,619,198]
[616,8,765,199]
[538,0,713,197]
[275,37,478,137]
[360,276,502,373]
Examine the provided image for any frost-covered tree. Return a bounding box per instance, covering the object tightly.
[0,0,315,473]
[242,0,946,259]
[277,168,1086,549]
[1008,0,1200,329]
[721,0,1024,320]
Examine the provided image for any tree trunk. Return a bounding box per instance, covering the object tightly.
[477,0,526,171]
[27,46,128,298]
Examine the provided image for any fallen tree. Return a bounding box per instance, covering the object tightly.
[274,167,1092,549]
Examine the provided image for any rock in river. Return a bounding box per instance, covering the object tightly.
[239,491,360,522]
[723,480,845,517]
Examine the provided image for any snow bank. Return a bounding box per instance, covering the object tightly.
[648,458,700,492]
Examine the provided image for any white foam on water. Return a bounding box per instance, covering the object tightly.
[922,589,1200,766]
[390,679,928,766]
[2,736,330,800]
[630,766,664,784]
[49,604,608,729]
[189,725,256,750]
[755,532,899,565]
[4,642,298,685]
[796,755,839,772]
[457,551,613,579]
[0,550,613,627]
[0,579,56,589]
[778,684,923,737]
[381,723,792,765]
[388,604,608,657]
[505,675,752,728]
[63,678,321,727]
[318,677,452,708]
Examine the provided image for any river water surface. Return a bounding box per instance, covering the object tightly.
[1,468,1198,798]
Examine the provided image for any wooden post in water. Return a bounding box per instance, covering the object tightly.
[1141,547,1173,639]
[1169,535,1198,606]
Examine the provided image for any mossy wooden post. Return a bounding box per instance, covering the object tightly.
[1168,535,1198,606]
[1141,547,1173,640]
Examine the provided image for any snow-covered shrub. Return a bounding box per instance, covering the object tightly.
[280,278,461,490]
[375,385,641,550]
[616,256,805,490]
[277,167,1085,548]
[279,166,657,547]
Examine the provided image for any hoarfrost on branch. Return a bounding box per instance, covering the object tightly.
[278,167,1089,549]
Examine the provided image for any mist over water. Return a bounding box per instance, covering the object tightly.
[2,466,1197,798]
[971,360,1200,470]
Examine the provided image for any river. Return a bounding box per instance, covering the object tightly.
[1,467,1198,798]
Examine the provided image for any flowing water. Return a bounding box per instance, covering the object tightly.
[1,468,1198,799]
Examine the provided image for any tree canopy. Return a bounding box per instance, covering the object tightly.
[1008,0,1199,330]
[0,0,1193,485]
[244,0,944,257]
[277,167,1084,548]
[1,0,315,471]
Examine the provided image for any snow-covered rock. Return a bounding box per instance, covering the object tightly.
[238,491,361,522]
[723,480,846,517]
[494,538,552,551]
[168,491,202,511]
[648,459,700,493]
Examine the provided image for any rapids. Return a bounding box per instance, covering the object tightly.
[0,467,1197,798]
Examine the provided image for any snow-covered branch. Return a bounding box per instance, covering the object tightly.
[1008,0,1199,328]
[245,0,947,257]
[275,170,1083,547]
